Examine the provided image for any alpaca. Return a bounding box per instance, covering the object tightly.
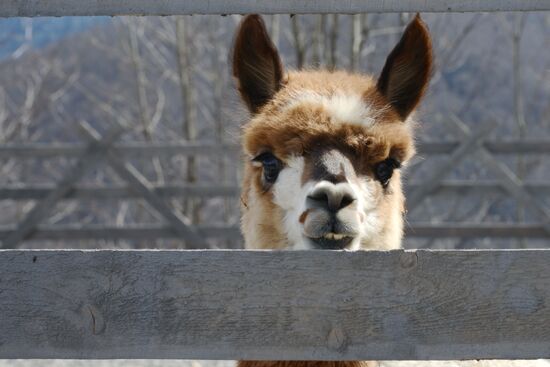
[231,13,548,367]
[234,14,429,253]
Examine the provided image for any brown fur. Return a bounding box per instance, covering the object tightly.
[243,72,416,179]
[377,14,433,120]
[233,12,433,366]
[239,70,415,250]
[232,14,284,113]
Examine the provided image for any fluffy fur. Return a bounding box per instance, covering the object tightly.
[240,70,414,250]
[232,13,547,367]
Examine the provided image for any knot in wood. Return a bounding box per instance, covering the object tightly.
[83,304,106,335]
[399,251,417,269]
[327,326,347,352]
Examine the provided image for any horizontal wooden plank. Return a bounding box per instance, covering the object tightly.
[0,142,240,158]
[0,249,549,360]
[0,184,240,200]
[0,223,546,243]
[415,140,550,155]
[405,223,549,238]
[3,180,550,202]
[0,224,242,241]
[1,0,548,16]
[1,140,549,159]
[406,180,550,195]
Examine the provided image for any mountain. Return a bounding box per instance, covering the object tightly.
[0,17,108,59]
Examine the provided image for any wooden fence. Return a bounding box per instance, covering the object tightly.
[2,0,549,16]
[2,128,550,247]
[0,2,549,249]
[1,0,550,363]
[1,249,549,360]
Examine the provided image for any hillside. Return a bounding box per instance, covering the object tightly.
[0,17,106,59]
[0,13,548,249]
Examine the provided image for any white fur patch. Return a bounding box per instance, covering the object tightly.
[284,91,375,126]
[272,155,382,250]
[351,178,381,249]
[272,156,312,250]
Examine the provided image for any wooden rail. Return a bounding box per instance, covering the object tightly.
[4,180,550,201]
[1,223,547,242]
[1,140,550,159]
[0,249,549,360]
[0,224,243,241]
[3,138,550,245]
[2,0,549,17]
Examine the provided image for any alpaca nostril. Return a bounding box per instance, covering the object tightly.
[307,185,356,213]
[334,192,356,212]
[308,191,329,204]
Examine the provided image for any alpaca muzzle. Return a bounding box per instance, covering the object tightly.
[302,181,360,249]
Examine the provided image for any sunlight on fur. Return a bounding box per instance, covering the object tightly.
[231,13,547,367]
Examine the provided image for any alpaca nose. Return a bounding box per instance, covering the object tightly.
[307,182,356,213]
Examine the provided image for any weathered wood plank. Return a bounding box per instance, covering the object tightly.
[0,184,240,200]
[77,121,207,248]
[407,121,496,210]
[6,180,550,201]
[0,225,242,241]
[0,249,549,360]
[1,140,550,159]
[1,0,548,16]
[0,124,126,249]
[448,116,550,236]
[417,140,550,155]
[0,223,546,242]
[405,180,550,195]
[0,142,240,158]
[405,223,549,238]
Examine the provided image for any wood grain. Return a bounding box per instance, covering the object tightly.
[2,140,550,159]
[0,249,549,360]
[0,224,548,242]
[1,0,548,16]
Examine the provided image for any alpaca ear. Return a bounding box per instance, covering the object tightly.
[232,14,284,114]
[377,14,433,121]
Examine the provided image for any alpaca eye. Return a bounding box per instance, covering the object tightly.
[375,158,401,188]
[253,152,282,184]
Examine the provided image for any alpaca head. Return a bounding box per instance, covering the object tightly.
[233,15,432,251]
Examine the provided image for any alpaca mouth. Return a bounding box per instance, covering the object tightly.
[307,233,354,249]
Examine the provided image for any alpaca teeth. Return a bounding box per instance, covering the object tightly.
[323,233,345,240]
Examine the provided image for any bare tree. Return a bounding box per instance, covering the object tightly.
[350,14,370,71]
[175,17,200,224]
[311,15,326,66]
[327,14,339,70]
[270,15,281,48]
[512,13,527,245]
[290,15,306,69]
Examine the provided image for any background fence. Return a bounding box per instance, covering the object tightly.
[1,2,549,250]
[2,128,550,248]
